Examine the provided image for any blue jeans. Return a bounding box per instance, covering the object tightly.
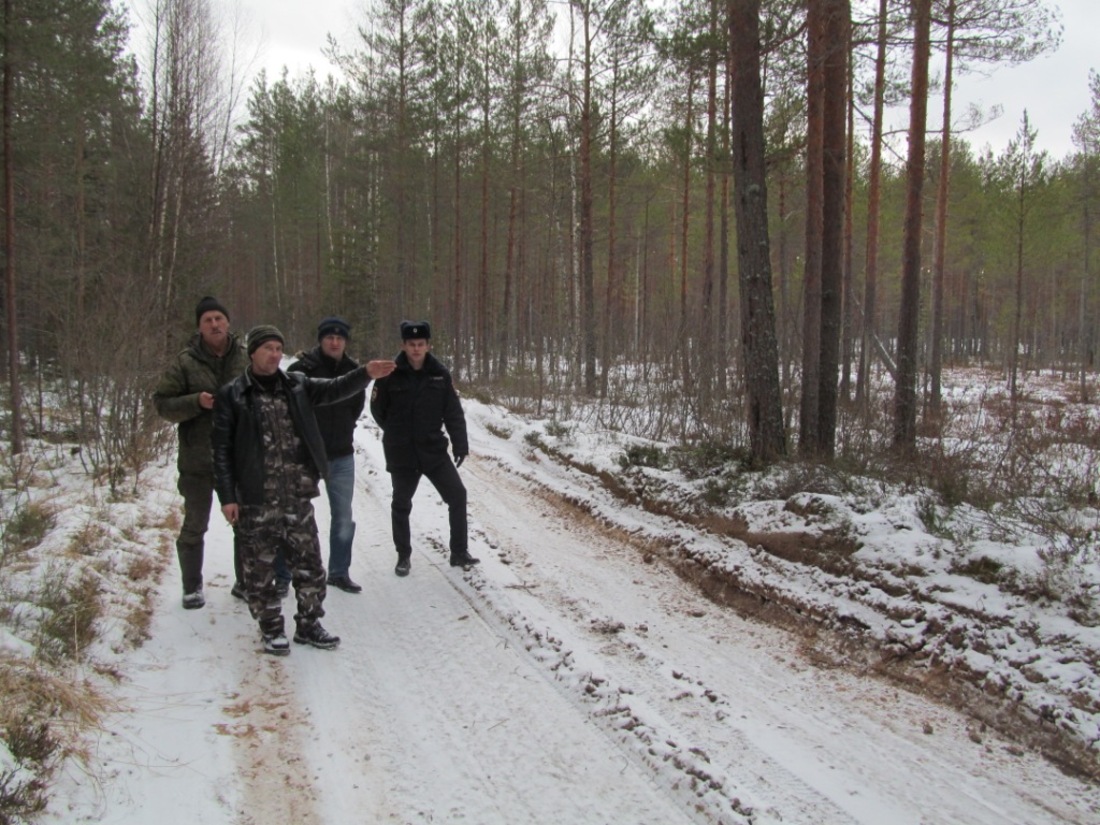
[324,454,357,577]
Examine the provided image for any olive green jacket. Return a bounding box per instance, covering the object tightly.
[153,332,248,475]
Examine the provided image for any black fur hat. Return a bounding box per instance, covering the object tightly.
[400,320,431,340]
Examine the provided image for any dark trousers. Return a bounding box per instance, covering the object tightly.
[390,460,467,555]
[176,472,243,593]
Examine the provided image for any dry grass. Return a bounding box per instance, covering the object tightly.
[0,654,110,823]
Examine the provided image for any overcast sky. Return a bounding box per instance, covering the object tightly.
[125,0,1097,161]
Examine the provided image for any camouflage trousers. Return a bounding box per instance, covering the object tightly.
[237,498,327,637]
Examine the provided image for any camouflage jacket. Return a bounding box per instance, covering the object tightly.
[212,367,371,507]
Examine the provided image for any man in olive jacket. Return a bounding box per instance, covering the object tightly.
[213,325,394,655]
[153,296,248,610]
[370,320,479,577]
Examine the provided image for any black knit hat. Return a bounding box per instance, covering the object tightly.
[246,324,285,355]
[400,320,431,341]
[317,316,351,341]
[195,296,230,325]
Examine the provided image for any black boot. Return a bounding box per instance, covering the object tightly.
[293,622,340,650]
[449,550,480,568]
[327,574,362,593]
[395,553,411,577]
[262,631,290,656]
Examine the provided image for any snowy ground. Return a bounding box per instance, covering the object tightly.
[26,395,1100,824]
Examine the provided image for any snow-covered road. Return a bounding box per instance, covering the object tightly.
[45,402,1099,824]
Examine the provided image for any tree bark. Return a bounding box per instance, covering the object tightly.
[817,0,849,457]
[799,0,825,455]
[729,0,786,462]
[3,0,23,454]
[930,0,956,417]
[893,0,933,450]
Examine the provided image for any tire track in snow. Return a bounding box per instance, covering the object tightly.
[272,438,703,825]
[447,411,1098,825]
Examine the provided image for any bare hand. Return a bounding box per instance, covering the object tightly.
[199,391,215,410]
[222,503,239,526]
[366,359,397,380]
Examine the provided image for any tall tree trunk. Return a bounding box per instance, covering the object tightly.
[499,96,522,381]
[700,0,719,404]
[857,0,887,411]
[601,75,619,399]
[930,0,956,417]
[799,0,825,454]
[579,1,597,395]
[840,75,855,403]
[1081,151,1093,402]
[679,72,695,400]
[817,0,849,457]
[452,126,465,376]
[3,0,23,454]
[893,0,932,450]
[729,0,786,462]
[718,15,732,395]
[479,101,490,380]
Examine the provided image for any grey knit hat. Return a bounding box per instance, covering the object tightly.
[246,324,284,355]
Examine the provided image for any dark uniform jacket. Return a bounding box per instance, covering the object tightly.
[287,346,365,460]
[212,367,370,507]
[153,332,248,476]
[370,351,468,473]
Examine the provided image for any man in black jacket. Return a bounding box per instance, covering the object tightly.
[212,325,394,655]
[370,320,479,577]
[289,317,365,594]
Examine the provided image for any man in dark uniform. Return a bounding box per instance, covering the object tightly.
[213,325,394,655]
[153,296,249,609]
[289,317,366,594]
[370,320,479,577]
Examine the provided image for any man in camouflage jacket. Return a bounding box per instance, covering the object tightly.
[153,296,248,609]
[212,324,394,655]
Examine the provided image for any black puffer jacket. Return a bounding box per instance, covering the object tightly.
[287,346,364,459]
[212,366,370,507]
[369,351,468,473]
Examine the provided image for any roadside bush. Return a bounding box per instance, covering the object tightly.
[1,502,55,561]
[34,568,104,663]
[617,444,666,470]
[671,441,750,480]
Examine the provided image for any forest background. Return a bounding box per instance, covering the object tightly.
[2,0,1098,474]
[1,0,1098,469]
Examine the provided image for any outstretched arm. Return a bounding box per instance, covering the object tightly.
[366,359,396,380]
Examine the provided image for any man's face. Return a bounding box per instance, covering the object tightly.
[320,333,347,360]
[250,340,283,376]
[199,311,229,352]
[401,338,430,369]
